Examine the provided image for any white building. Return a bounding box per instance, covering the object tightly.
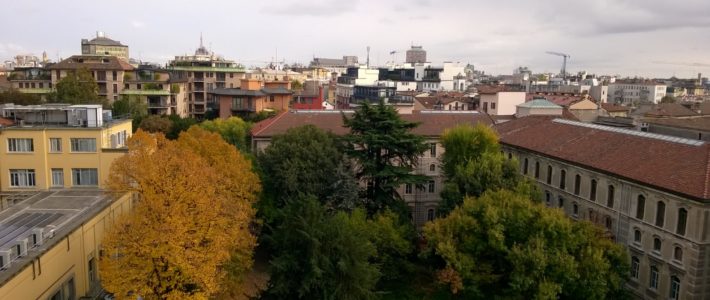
[608,81,667,105]
[438,62,465,91]
[478,86,526,115]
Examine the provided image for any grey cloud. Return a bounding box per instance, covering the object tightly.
[261,0,359,16]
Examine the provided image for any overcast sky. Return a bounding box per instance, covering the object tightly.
[2,0,709,78]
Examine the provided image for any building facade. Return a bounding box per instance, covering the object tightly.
[406,46,427,64]
[48,55,134,103]
[211,79,292,119]
[478,86,526,115]
[81,32,129,62]
[497,116,710,300]
[0,104,131,191]
[609,81,667,105]
[121,65,189,117]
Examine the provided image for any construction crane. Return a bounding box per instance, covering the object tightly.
[546,51,571,80]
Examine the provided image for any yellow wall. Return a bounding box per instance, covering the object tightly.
[0,192,133,300]
[0,120,131,191]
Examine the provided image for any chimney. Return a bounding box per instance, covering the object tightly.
[96,31,105,38]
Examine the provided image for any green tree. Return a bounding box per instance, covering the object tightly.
[166,114,198,139]
[424,190,629,299]
[199,116,251,151]
[264,197,380,300]
[0,89,42,105]
[291,79,303,91]
[49,68,105,105]
[258,125,359,224]
[342,102,429,216]
[112,95,147,130]
[660,95,677,103]
[438,124,538,216]
[138,115,172,134]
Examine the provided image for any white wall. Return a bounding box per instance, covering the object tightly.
[480,92,525,115]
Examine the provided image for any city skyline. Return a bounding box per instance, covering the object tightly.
[1,0,710,77]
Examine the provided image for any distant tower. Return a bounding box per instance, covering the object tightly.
[366,46,370,67]
[406,45,426,64]
[42,51,48,63]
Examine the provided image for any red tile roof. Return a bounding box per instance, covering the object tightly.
[251,111,494,138]
[49,55,134,71]
[0,117,14,126]
[601,103,630,112]
[496,116,710,201]
[477,85,521,94]
[644,103,699,118]
[526,94,583,107]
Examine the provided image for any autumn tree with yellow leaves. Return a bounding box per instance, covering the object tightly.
[99,127,260,300]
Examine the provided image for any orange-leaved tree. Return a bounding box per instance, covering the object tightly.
[100,127,260,300]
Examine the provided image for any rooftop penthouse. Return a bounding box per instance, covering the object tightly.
[0,104,126,128]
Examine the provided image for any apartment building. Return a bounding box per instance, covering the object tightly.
[168,38,246,119]
[48,55,134,103]
[7,66,53,100]
[497,116,710,300]
[478,85,526,115]
[210,79,292,119]
[609,81,667,105]
[81,32,129,62]
[0,104,131,191]
[250,110,494,226]
[0,190,133,300]
[335,67,380,108]
[120,65,189,117]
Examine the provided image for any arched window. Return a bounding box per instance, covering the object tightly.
[574,174,581,195]
[670,276,681,300]
[636,195,645,220]
[677,208,687,236]
[545,191,551,204]
[650,266,659,289]
[427,209,435,221]
[653,237,662,252]
[546,165,553,184]
[674,246,683,262]
[508,153,512,160]
[605,216,612,230]
[558,196,564,208]
[559,170,567,190]
[534,161,540,179]
[633,229,641,243]
[572,202,579,217]
[630,256,640,279]
[429,164,436,172]
[607,185,615,208]
[523,158,528,175]
[656,201,666,227]
[590,179,597,201]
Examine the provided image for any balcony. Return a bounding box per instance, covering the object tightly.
[337,77,356,85]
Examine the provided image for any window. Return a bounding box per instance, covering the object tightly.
[677,208,687,236]
[634,229,641,243]
[269,95,275,102]
[428,180,435,193]
[70,138,97,152]
[653,237,662,252]
[49,138,62,153]
[574,174,580,195]
[558,196,564,208]
[429,164,436,172]
[51,169,64,187]
[559,170,566,190]
[650,266,659,289]
[534,161,540,179]
[72,168,98,186]
[427,209,435,221]
[112,71,117,81]
[491,102,496,109]
[88,257,97,291]
[430,143,437,157]
[656,201,666,227]
[607,185,614,208]
[10,169,36,187]
[631,257,640,279]
[523,158,528,175]
[545,191,551,204]
[113,84,118,94]
[605,216,612,230]
[572,202,578,217]
[590,179,597,201]
[546,165,553,184]
[670,276,680,300]
[636,195,645,220]
[674,246,683,262]
[8,138,33,152]
[507,153,512,160]
[405,184,412,194]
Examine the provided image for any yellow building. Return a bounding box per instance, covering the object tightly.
[0,104,131,191]
[0,190,133,300]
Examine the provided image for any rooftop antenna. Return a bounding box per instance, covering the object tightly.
[200,32,204,48]
[366,46,370,68]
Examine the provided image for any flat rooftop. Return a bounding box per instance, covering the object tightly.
[0,190,122,285]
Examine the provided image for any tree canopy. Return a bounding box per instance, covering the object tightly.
[438,124,538,216]
[49,68,106,106]
[199,116,251,151]
[100,127,260,299]
[0,89,42,105]
[342,102,429,216]
[424,190,629,299]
